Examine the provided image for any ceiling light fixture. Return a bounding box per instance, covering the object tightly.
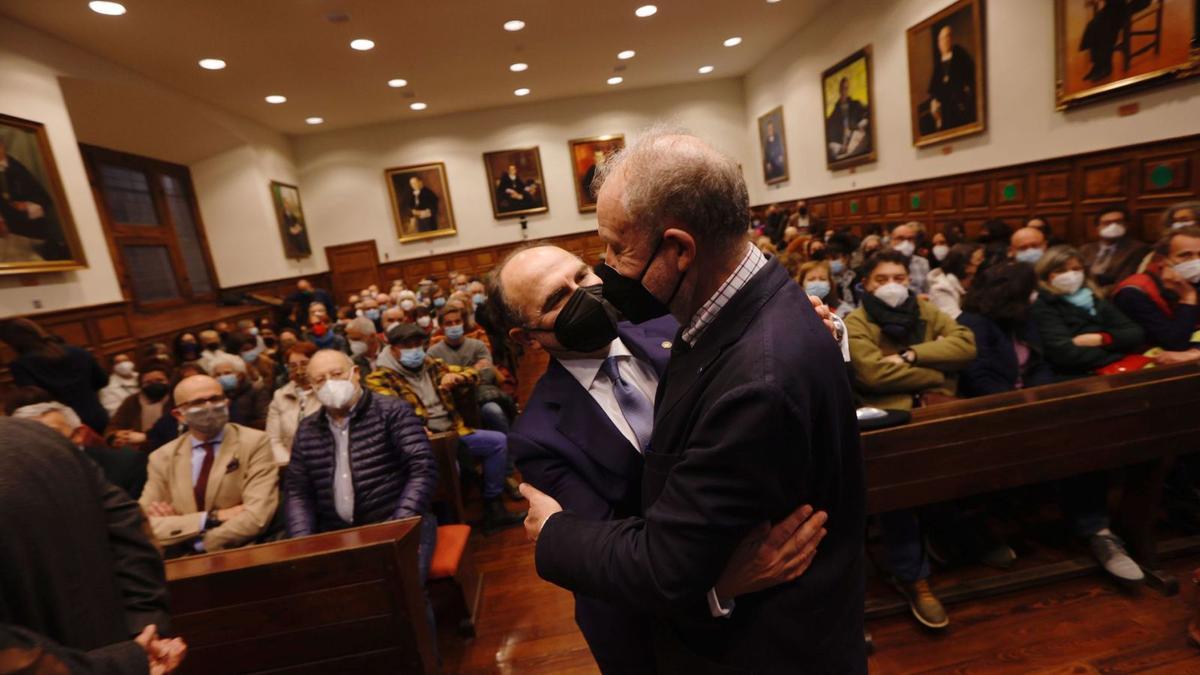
[724,36,742,47]
[618,50,636,60]
[388,78,408,88]
[503,19,525,31]
[265,95,287,104]
[305,117,324,125]
[88,1,126,16]
[635,5,658,18]
[509,62,528,72]
[410,102,427,111]
[698,65,715,74]
[767,0,782,3]
[514,88,531,97]
[607,76,624,85]
[198,58,226,70]
[349,38,375,51]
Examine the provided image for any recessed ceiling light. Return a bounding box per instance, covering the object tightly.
[607,76,624,85]
[198,58,226,70]
[635,5,658,18]
[724,36,743,47]
[305,117,324,125]
[698,65,715,74]
[514,88,531,97]
[509,62,528,72]
[767,0,782,3]
[88,1,126,16]
[410,102,427,111]
[618,50,637,60]
[503,19,525,31]
[264,95,287,104]
[388,78,408,88]
[349,38,375,51]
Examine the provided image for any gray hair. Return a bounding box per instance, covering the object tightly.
[592,123,749,250]
[12,401,80,429]
[1162,201,1200,229]
[346,316,376,335]
[207,353,246,376]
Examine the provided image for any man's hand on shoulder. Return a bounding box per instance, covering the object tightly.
[519,482,563,542]
[714,504,828,602]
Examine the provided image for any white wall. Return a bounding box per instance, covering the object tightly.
[742,0,1200,206]
[292,78,750,266]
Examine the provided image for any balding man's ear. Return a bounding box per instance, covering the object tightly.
[663,227,697,271]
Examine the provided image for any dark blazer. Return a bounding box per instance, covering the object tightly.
[11,344,109,434]
[535,261,867,674]
[0,419,170,667]
[1030,292,1145,375]
[1079,238,1150,289]
[510,317,676,674]
[955,312,1057,397]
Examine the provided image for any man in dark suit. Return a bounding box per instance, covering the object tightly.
[403,175,440,232]
[1080,207,1150,291]
[520,130,866,674]
[826,77,871,163]
[496,163,541,212]
[0,136,69,260]
[925,23,977,133]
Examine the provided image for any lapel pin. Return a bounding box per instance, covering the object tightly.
[661,341,672,349]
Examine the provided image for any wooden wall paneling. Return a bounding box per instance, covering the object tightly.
[865,194,881,219]
[829,197,846,220]
[933,184,958,214]
[906,185,930,220]
[1078,156,1132,205]
[992,174,1028,212]
[1033,166,1073,208]
[883,189,904,218]
[961,179,989,211]
[845,194,863,222]
[1138,150,1195,202]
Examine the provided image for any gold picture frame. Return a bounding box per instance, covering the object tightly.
[384,162,457,244]
[568,134,625,213]
[0,113,87,276]
[757,106,789,185]
[269,181,312,259]
[906,0,988,148]
[482,146,549,219]
[821,45,879,172]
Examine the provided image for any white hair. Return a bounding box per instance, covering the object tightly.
[12,401,81,429]
[347,316,376,335]
[208,353,247,375]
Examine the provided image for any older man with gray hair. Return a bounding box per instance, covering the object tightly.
[521,127,866,673]
[13,400,147,498]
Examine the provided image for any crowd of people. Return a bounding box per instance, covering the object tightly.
[752,198,1200,628]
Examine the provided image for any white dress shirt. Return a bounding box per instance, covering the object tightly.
[329,416,354,523]
[560,338,659,452]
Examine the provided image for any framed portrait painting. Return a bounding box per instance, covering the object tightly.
[0,113,86,275]
[568,134,625,212]
[757,107,789,185]
[906,0,988,147]
[1055,0,1200,109]
[482,146,548,219]
[269,181,312,259]
[821,46,878,171]
[385,162,457,243]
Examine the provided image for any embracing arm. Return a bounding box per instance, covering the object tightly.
[389,403,438,520]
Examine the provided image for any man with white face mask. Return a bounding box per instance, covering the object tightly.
[100,353,140,415]
[139,375,279,555]
[888,222,931,294]
[1080,208,1150,291]
[1113,226,1200,366]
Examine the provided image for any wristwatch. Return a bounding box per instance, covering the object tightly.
[205,509,222,530]
[900,349,917,365]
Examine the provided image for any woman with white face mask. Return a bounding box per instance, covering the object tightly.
[1112,226,1200,367]
[1030,246,1144,376]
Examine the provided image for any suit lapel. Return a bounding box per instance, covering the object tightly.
[544,359,640,476]
[619,320,673,377]
[173,437,197,513]
[204,424,238,510]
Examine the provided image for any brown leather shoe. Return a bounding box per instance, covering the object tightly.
[900,579,949,630]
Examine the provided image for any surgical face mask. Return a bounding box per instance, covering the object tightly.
[1099,222,1126,240]
[113,361,136,378]
[416,316,432,328]
[444,324,465,341]
[241,346,263,364]
[217,374,239,392]
[1050,270,1085,295]
[141,381,170,402]
[472,293,486,307]
[537,284,619,353]
[249,327,260,336]
[400,299,416,311]
[932,245,950,261]
[1173,258,1200,284]
[317,376,357,410]
[365,309,381,321]
[804,281,832,300]
[595,235,684,324]
[182,403,228,436]
[873,282,910,308]
[892,240,916,258]
[433,297,446,308]
[349,339,369,357]
[400,347,426,369]
[1173,220,1197,230]
[202,342,221,353]
[1015,248,1045,265]
[830,260,846,275]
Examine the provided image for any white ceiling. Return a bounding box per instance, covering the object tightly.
[0,0,830,135]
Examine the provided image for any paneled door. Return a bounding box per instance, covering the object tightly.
[324,240,380,304]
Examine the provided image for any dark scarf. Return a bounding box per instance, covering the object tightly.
[862,292,924,346]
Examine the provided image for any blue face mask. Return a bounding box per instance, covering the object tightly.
[400,347,426,369]
[444,324,465,341]
[433,297,446,308]
[241,346,263,364]
[830,260,846,275]
[1015,248,1044,265]
[365,309,381,321]
[1063,287,1097,315]
[804,281,832,300]
[217,373,239,392]
[471,293,485,307]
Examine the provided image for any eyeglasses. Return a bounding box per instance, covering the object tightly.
[176,394,227,410]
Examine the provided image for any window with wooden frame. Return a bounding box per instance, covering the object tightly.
[80,144,218,309]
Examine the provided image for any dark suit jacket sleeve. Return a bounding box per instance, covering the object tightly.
[284,425,318,537]
[1030,301,1116,372]
[509,431,613,520]
[0,624,149,675]
[86,452,172,636]
[535,382,799,615]
[1113,289,1200,351]
[387,403,438,520]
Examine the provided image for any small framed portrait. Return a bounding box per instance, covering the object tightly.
[269,181,312,259]
[384,162,457,244]
[906,0,988,147]
[1055,0,1200,110]
[568,134,625,212]
[482,146,548,219]
[757,107,789,185]
[821,46,878,171]
[0,113,86,276]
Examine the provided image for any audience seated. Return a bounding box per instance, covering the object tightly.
[929,230,952,268]
[100,353,141,416]
[105,362,173,453]
[1080,208,1150,292]
[345,315,383,375]
[429,305,514,434]
[1030,245,1144,376]
[285,278,337,327]
[797,260,853,318]
[228,331,275,391]
[209,353,270,429]
[1113,226,1200,366]
[305,303,346,352]
[0,318,110,434]
[139,374,279,556]
[195,329,231,373]
[927,243,984,320]
[266,342,322,466]
[886,222,931,294]
[979,219,1014,267]
[1010,226,1049,265]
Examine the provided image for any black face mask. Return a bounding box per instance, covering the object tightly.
[142,381,170,402]
[594,236,684,324]
[536,285,619,353]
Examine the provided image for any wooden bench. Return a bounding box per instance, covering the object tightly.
[861,363,1200,620]
[165,518,437,674]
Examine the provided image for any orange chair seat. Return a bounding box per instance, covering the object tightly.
[430,524,471,580]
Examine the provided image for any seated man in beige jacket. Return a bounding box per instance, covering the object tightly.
[139,374,279,556]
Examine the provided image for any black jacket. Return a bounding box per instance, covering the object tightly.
[1030,292,1144,375]
[11,345,109,433]
[535,261,866,674]
[956,312,1057,397]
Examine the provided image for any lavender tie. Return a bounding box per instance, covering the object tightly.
[601,356,654,452]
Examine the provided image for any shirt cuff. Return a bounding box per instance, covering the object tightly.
[197,511,208,533]
[832,315,850,362]
[707,587,735,618]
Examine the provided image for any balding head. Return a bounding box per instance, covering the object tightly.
[308,349,357,392]
[173,375,223,408]
[1011,227,1048,254]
